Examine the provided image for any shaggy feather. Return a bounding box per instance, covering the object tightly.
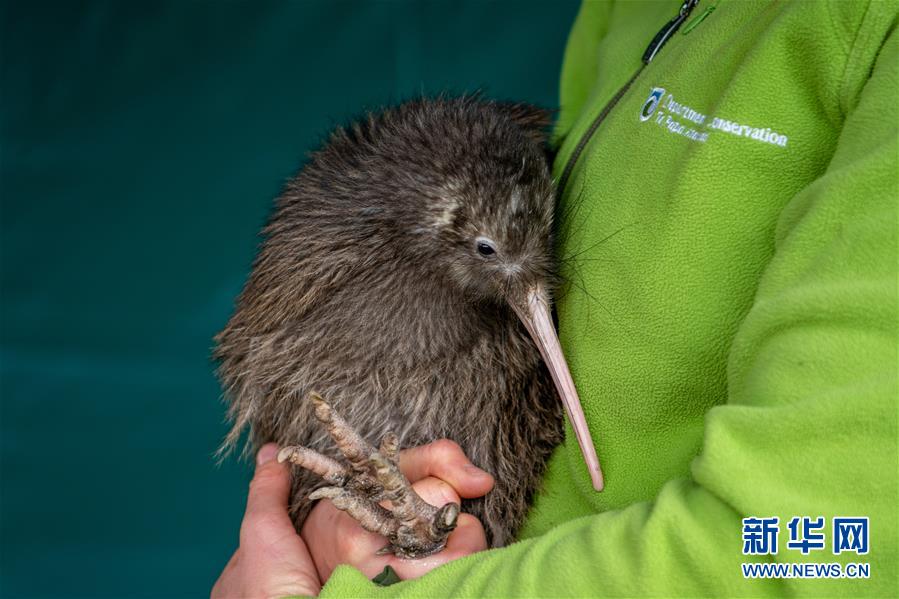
[215,96,564,548]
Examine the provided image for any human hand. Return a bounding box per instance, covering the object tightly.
[301,439,494,582]
[212,444,321,599]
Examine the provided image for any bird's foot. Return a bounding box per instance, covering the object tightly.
[278,392,459,559]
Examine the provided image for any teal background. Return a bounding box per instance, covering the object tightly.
[0,1,579,596]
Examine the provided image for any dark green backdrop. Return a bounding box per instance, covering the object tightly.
[0,1,579,596]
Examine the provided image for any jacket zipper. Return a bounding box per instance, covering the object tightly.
[557,0,700,194]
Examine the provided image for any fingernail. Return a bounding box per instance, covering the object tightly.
[257,444,278,466]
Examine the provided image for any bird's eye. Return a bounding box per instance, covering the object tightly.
[476,240,496,257]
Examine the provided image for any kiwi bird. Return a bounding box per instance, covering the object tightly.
[215,96,603,557]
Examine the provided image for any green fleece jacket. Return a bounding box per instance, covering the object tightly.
[319,1,898,596]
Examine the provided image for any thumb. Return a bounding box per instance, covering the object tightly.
[240,443,295,548]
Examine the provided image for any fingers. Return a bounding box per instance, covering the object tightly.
[240,443,295,548]
[302,496,392,580]
[446,514,488,554]
[299,439,491,583]
[411,475,462,508]
[210,550,240,599]
[399,439,495,499]
[390,513,488,580]
[386,504,487,580]
[217,444,321,598]
[305,476,488,581]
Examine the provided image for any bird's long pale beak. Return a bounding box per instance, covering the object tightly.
[511,286,604,491]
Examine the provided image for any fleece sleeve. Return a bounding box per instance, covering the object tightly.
[316,22,898,599]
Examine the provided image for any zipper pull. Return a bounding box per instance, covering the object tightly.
[642,0,700,64]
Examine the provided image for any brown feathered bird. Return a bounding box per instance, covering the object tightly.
[215,96,602,557]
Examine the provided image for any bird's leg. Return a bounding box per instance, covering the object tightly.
[276,446,349,486]
[305,486,398,539]
[368,447,460,558]
[278,392,459,559]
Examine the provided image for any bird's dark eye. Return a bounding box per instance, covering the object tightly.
[476,240,496,256]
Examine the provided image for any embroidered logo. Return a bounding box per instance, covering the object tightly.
[639,87,788,147]
[640,87,666,122]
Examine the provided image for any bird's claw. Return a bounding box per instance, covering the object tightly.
[278,392,459,559]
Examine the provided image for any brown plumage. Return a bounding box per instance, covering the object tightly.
[214,96,601,553]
